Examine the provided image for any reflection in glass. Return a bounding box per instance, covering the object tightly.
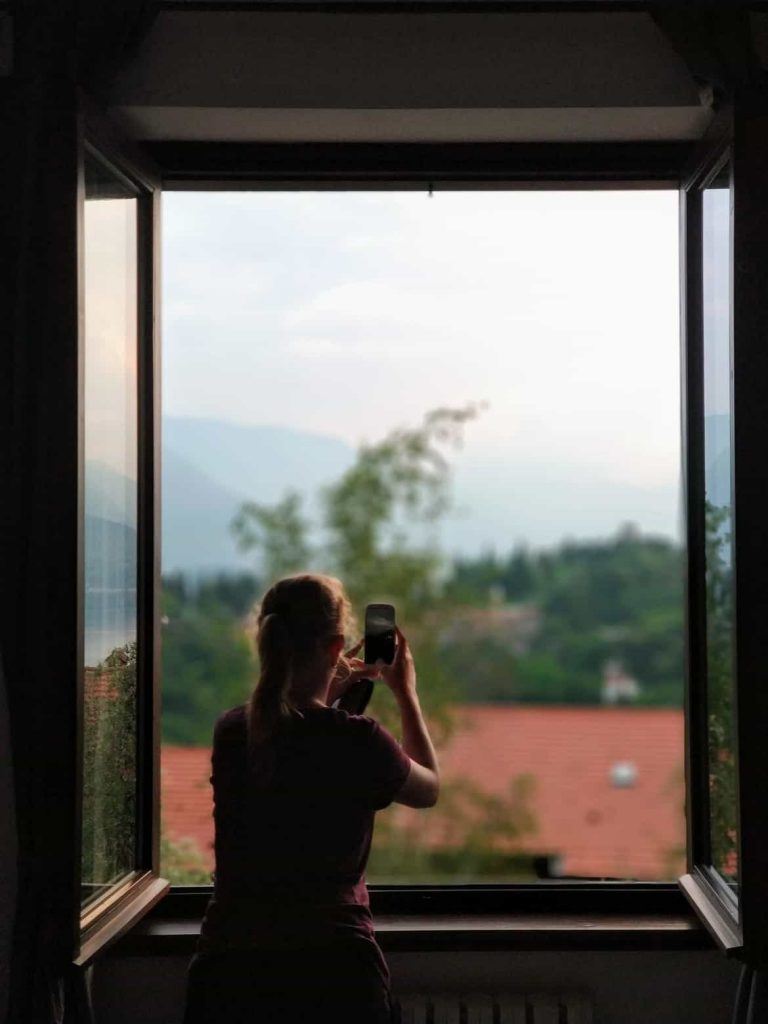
[81,154,139,909]
[702,163,739,890]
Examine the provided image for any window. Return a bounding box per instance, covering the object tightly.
[55,48,768,969]
[77,135,164,943]
[158,189,683,887]
[81,152,141,912]
[700,161,738,901]
[678,145,745,949]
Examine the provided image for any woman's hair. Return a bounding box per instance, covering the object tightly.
[247,574,352,760]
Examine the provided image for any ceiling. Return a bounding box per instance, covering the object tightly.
[109,10,712,143]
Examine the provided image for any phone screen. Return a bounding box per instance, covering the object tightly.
[364,603,396,665]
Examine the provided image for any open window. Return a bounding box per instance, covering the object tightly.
[61,18,768,967]
[158,185,685,892]
[72,115,768,957]
[76,107,167,961]
[678,102,768,966]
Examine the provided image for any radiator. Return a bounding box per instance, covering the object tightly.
[396,992,593,1024]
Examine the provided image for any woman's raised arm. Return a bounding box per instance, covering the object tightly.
[380,628,439,809]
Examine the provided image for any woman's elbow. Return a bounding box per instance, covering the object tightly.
[395,766,440,809]
[420,775,440,808]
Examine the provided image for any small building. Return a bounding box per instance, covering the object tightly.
[601,659,641,704]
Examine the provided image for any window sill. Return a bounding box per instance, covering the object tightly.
[110,884,714,956]
[678,872,742,955]
[77,874,170,966]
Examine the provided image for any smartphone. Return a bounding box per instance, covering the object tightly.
[364,603,396,666]
[336,676,374,716]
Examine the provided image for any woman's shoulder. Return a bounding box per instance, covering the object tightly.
[211,703,385,744]
[300,705,373,735]
[320,706,389,744]
[213,704,247,742]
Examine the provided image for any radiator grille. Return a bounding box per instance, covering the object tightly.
[396,992,593,1024]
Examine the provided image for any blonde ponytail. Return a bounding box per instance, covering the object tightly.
[247,612,294,750]
[247,574,353,771]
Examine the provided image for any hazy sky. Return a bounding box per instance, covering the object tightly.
[163,189,681,549]
[84,197,138,483]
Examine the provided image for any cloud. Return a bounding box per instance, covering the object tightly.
[161,190,681,544]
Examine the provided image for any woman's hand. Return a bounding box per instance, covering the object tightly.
[328,640,381,704]
[379,628,417,703]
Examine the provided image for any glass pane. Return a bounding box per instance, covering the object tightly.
[702,163,739,891]
[81,155,139,910]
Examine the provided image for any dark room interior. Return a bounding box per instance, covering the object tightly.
[3,3,768,1022]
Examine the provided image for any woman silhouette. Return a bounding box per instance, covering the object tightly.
[183,574,440,1024]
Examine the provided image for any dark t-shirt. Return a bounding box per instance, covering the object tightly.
[198,703,411,953]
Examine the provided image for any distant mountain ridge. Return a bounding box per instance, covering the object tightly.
[162,417,354,573]
[161,415,683,575]
[162,449,247,573]
[164,417,354,503]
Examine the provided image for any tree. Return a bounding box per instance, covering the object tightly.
[322,407,479,611]
[162,583,255,745]
[704,501,738,879]
[231,491,311,583]
[82,642,138,896]
[160,832,212,886]
[368,775,538,882]
[232,406,481,735]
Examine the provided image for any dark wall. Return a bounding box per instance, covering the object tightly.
[94,949,739,1024]
[1,4,82,1022]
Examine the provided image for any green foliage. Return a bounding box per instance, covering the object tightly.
[704,502,738,879]
[162,578,257,745]
[232,406,480,731]
[82,642,138,899]
[322,406,480,615]
[164,571,261,619]
[232,492,311,583]
[368,774,538,883]
[448,548,535,606]
[445,527,684,706]
[160,832,213,886]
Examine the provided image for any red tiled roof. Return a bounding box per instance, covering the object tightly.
[162,746,215,863]
[414,705,685,879]
[161,705,684,880]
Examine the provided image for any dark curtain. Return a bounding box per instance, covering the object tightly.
[732,967,768,1024]
[0,653,17,1024]
[2,6,156,1023]
[77,0,157,96]
[650,7,765,99]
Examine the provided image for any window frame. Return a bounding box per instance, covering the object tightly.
[677,95,768,966]
[152,138,695,924]
[727,96,768,967]
[677,134,743,954]
[75,99,168,964]
[97,105,768,965]
[76,122,768,953]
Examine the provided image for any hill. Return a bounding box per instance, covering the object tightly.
[160,415,682,572]
[162,417,355,573]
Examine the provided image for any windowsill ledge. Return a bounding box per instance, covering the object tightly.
[77,875,170,966]
[110,910,712,956]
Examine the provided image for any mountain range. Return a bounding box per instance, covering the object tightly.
[160,415,689,576]
[80,412,729,587]
[162,417,354,574]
